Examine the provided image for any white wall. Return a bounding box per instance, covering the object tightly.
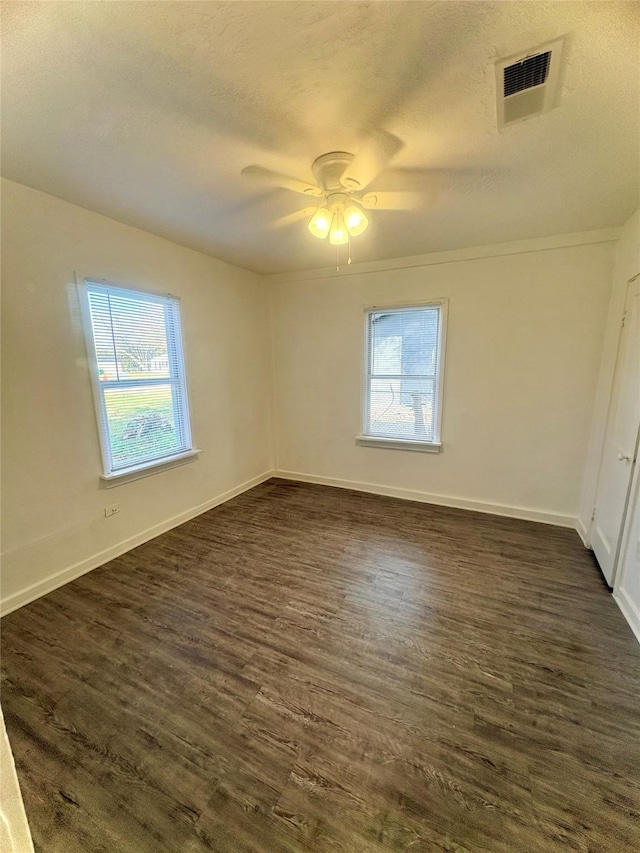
[0,708,34,853]
[1,178,274,614]
[578,209,640,542]
[269,240,614,525]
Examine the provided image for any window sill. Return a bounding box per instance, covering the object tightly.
[355,436,442,453]
[100,449,201,488]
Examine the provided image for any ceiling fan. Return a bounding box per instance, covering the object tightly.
[241,132,420,248]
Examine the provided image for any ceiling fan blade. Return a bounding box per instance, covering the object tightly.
[360,191,421,211]
[339,131,404,191]
[242,165,323,197]
[269,207,317,229]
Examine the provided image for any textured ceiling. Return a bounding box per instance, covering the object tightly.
[2,1,638,274]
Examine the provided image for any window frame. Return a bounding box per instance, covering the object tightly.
[79,279,198,484]
[357,299,448,453]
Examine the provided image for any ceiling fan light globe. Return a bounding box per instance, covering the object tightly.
[329,228,348,246]
[344,204,369,236]
[308,207,332,239]
[329,211,349,245]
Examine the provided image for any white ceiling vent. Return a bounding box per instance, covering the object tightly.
[495,38,565,129]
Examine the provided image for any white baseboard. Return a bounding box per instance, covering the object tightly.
[0,470,276,618]
[274,470,578,529]
[576,516,591,548]
[614,586,640,646]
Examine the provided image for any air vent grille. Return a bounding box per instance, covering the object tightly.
[503,52,551,98]
[495,38,564,129]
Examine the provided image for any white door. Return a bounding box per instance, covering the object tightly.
[614,461,640,643]
[592,276,640,586]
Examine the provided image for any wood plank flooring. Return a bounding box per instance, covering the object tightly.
[2,479,640,852]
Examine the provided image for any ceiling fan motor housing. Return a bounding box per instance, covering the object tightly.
[311,152,355,192]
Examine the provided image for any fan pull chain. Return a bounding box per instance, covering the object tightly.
[348,233,352,265]
[336,242,340,272]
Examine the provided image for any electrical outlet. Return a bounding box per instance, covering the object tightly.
[104,504,120,518]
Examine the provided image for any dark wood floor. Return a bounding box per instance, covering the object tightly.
[2,479,640,852]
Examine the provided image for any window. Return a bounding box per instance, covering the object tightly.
[81,281,196,480]
[359,302,446,451]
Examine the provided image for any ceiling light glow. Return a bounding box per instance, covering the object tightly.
[309,200,369,243]
[329,210,349,245]
[344,204,369,236]
[307,207,332,239]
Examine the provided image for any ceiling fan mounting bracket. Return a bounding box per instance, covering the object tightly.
[311,152,354,192]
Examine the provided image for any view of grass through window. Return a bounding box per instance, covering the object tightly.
[85,283,191,473]
[104,385,177,468]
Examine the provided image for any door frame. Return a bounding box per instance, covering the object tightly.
[590,275,640,586]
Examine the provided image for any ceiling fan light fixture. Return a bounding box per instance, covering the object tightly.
[308,206,332,239]
[245,137,410,252]
[344,203,369,236]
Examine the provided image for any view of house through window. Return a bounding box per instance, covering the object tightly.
[364,303,445,444]
[82,282,193,475]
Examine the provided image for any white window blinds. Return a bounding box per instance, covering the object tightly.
[83,282,193,475]
[364,304,444,444]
